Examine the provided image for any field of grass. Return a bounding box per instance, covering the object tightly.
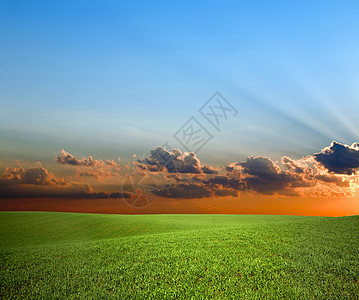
[0,212,358,299]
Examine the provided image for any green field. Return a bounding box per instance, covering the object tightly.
[0,212,358,299]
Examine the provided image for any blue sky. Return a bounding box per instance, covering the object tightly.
[1,0,359,165]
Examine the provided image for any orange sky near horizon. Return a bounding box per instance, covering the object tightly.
[1,194,358,217]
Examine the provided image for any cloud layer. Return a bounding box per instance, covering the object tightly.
[1,141,358,201]
[150,141,358,198]
[0,166,131,199]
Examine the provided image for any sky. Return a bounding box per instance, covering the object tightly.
[0,1,358,216]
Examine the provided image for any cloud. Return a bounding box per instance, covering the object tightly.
[225,152,355,196]
[64,191,132,199]
[281,156,312,174]
[0,184,132,199]
[154,183,212,199]
[153,175,243,199]
[147,141,359,198]
[3,167,66,185]
[138,147,217,174]
[3,141,358,200]
[202,175,245,190]
[239,156,281,176]
[313,141,359,175]
[57,149,95,166]
[75,169,118,179]
[56,149,121,179]
[57,149,121,168]
[226,156,300,195]
[313,174,349,187]
[0,166,131,199]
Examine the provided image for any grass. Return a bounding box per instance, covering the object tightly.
[0,212,358,299]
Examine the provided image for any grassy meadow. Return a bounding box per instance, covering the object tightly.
[0,212,358,299]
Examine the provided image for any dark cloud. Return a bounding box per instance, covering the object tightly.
[154,175,243,199]
[314,141,359,175]
[154,183,212,199]
[226,156,294,195]
[203,175,245,191]
[227,156,316,195]
[243,173,294,195]
[138,147,217,174]
[314,174,350,187]
[239,156,281,176]
[64,191,132,199]
[0,183,132,199]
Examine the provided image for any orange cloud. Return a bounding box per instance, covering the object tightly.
[0,166,131,199]
[56,149,122,180]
